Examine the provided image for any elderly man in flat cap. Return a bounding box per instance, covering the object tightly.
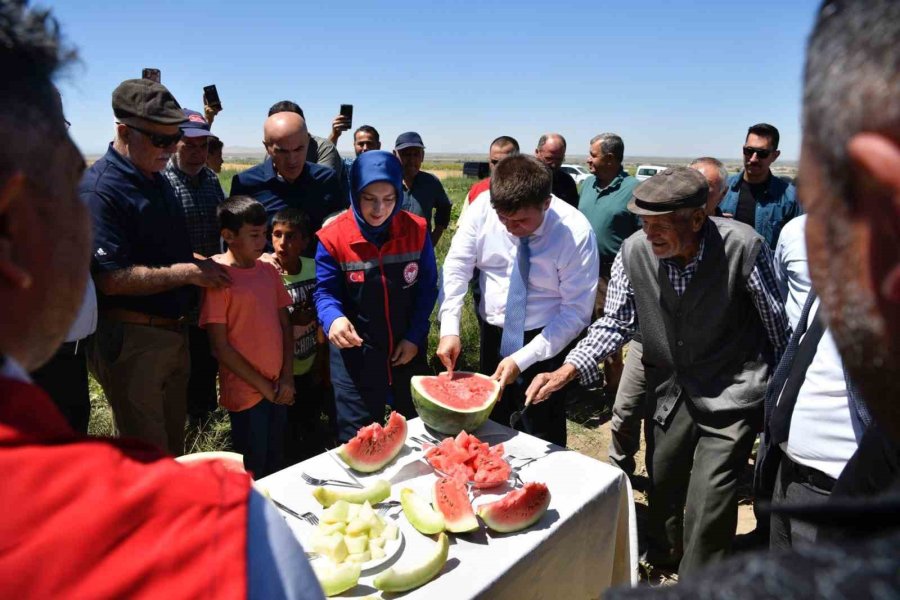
[527,167,791,575]
[82,79,231,455]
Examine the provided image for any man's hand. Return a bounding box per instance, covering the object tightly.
[491,357,521,388]
[329,115,351,144]
[259,252,285,274]
[436,335,461,375]
[274,375,295,405]
[328,317,364,349]
[525,363,579,405]
[391,340,419,366]
[203,104,222,126]
[260,380,277,403]
[189,259,232,288]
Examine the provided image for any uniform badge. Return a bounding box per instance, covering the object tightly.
[347,270,365,283]
[403,262,419,284]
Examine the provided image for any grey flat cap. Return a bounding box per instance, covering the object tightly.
[628,166,709,216]
[112,79,185,125]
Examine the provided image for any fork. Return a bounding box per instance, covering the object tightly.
[376,500,401,517]
[300,472,364,488]
[410,435,438,447]
[272,499,319,525]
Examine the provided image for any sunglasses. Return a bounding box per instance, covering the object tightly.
[742,146,772,160]
[124,124,183,148]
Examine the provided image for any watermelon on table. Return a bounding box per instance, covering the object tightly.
[410,372,500,435]
[424,431,511,489]
[477,482,551,533]
[433,476,478,533]
[337,411,407,473]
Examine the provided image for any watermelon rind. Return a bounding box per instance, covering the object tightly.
[337,412,408,473]
[400,488,446,535]
[373,532,449,592]
[410,372,500,435]
[477,482,551,533]
[312,479,391,508]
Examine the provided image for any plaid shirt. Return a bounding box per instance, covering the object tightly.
[567,235,791,387]
[163,161,225,259]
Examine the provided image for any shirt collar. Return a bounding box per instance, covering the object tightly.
[661,236,706,272]
[594,168,627,193]
[0,354,31,383]
[165,158,205,186]
[106,143,161,187]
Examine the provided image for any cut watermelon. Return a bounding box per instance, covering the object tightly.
[477,482,551,533]
[433,476,479,533]
[337,411,407,473]
[425,431,510,489]
[411,372,500,435]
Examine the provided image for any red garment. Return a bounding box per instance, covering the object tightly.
[0,377,250,599]
[466,177,491,203]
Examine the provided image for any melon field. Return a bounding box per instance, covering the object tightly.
[86,160,758,584]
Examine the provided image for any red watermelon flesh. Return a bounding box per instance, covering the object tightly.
[477,482,551,533]
[425,431,510,488]
[337,411,407,473]
[433,476,479,533]
[419,374,498,410]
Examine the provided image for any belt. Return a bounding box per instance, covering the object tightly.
[782,454,837,493]
[102,308,186,331]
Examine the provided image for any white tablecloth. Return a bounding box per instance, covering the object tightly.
[258,418,637,599]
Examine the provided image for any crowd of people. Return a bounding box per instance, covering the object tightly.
[1,0,898,597]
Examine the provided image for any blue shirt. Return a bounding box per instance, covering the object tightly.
[81,144,195,319]
[719,172,802,249]
[401,171,452,233]
[230,158,345,250]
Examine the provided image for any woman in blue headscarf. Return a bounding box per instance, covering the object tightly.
[314,151,438,441]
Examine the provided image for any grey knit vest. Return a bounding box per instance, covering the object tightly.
[622,217,771,426]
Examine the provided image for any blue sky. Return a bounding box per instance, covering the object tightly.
[47,0,820,160]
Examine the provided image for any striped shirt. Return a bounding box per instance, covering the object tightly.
[566,234,791,386]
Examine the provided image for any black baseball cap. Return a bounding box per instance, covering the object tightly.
[394,131,425,151]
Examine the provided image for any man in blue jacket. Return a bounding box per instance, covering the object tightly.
[719,123,802,249]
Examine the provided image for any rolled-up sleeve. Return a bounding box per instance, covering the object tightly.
[438,199,480,338]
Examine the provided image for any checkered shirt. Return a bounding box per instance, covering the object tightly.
[566,236,791,386]
[163,162,225,259]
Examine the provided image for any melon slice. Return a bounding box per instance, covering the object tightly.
[411,372,500,435]
[373,532,449,592]
[312,479,391,508]
[477,482,551,533]
[313,561,361,597]
[401,488,445,534]
[433,476,478,533]
[337,411,408,472]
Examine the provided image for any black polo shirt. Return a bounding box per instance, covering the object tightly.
[81,144,194,319]
[230,157,345,255]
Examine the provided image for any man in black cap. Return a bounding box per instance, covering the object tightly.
[393,132,452,246]
[82,79,231,454]
[163,108,226,424]
[526,166,791,574]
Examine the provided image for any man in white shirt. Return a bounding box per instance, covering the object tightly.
[765,214,867,548]
[437,155,598,446]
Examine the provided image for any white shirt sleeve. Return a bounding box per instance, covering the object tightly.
[438,196,482,338]
[509,221,599,372]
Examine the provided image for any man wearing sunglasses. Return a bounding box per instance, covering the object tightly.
[719,123,802,249]
[82,79,232,455]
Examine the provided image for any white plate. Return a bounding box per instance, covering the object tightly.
[305,522,405,574]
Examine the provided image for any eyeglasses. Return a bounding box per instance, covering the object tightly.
[124,124,183,148]
[742,146,772,160]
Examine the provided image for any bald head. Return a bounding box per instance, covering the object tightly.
[535,133,567,170]
[263,112,309,182]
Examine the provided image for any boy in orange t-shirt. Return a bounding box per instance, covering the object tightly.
[200,196,294,477]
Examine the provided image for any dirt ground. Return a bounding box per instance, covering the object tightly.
[564,388,759,582]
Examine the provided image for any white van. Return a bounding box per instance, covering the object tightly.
[635,165,667,181]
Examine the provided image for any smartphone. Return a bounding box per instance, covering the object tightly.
[203,84,222,111]
[142,68,161,83]
[340,104,353,129]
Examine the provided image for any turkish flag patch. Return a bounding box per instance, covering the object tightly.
[346,270,365,283]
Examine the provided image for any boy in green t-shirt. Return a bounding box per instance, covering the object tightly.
[270,208,333,462]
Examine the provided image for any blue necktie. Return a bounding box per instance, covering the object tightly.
[500,236,531,357]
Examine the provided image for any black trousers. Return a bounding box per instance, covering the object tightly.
[31,339,91,434]
[769,454,835,549]
[479,323,571,447]
[285,371,337,464]
[187,325,218,419]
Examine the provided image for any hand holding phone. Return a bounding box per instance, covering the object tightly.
[339,104,353,129]
[142,68,161,83]
[203,85,222,111]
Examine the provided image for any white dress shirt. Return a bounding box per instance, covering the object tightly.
[774,215,858,480]
[439,193,598,371]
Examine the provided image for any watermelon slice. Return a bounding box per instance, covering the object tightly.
[477,482,551,533]
[411,372,500,435]
[433,476,479,533]
[337,411,407,473]
[424,431,511,489]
